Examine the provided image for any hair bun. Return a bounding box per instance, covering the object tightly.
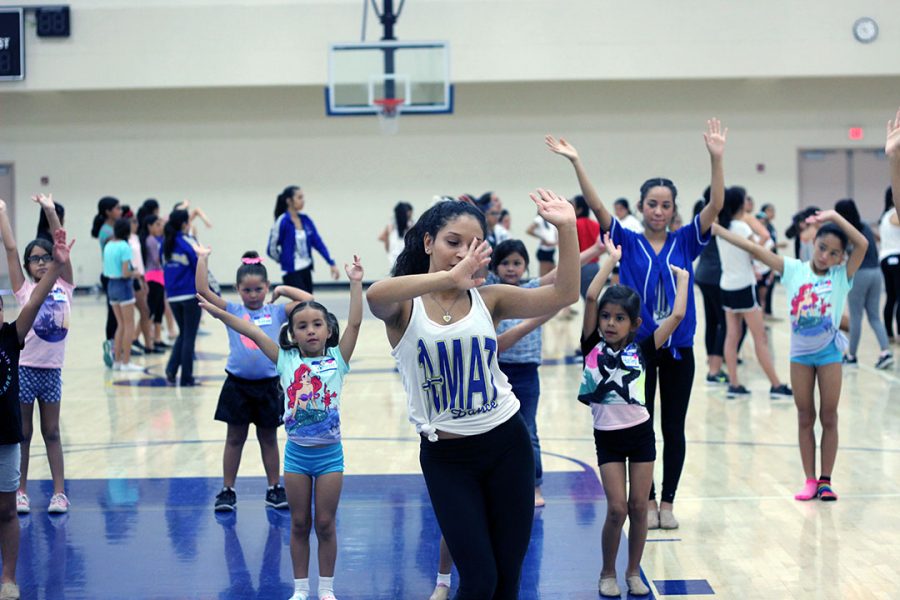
[242,250,260,260]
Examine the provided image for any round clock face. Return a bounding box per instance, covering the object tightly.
[853,17,878,43]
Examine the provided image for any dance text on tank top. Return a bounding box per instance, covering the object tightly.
[392,289,520,440]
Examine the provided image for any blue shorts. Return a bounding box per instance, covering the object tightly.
[792,341,843,367]
[284,441,344,477]
[0,444,21,493]
[19,366,63,404]
[107,278,135,305]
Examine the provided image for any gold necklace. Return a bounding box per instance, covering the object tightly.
[428,292,463,323]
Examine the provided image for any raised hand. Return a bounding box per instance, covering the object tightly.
[52,228,75,264]
[449,238,492,289]
[703,118,728,159]
[669,264,689,281]
[196,292,225,318]
[345,255,364,282]
[545,135,580,162]
[805,209,837,224]
[194,245,212,258]
[32,193,54,209]
[530,188,575,228]
[602,232,622,263]
[887,106,900,160]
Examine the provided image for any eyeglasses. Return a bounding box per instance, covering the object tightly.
[27,255,53,264]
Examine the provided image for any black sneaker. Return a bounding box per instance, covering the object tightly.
[155,341,172,350]
[875,353,894,370]
[842,355,858,366]
[265,484,289,509]
[770,384,793,399]
[726,385,751,398]
[214,487,237,512]
[706,372,729,385]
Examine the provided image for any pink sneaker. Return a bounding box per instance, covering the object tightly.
[15,491,29,514]
[48,493,70,514]
[794,478,818,501]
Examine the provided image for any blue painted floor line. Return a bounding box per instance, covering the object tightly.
[2,471,660,599]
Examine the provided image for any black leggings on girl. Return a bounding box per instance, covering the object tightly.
[419,412,534,600]
[644,347,695,504]
[697,282,725,359]
[881,256,900,337]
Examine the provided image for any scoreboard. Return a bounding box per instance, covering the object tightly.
[0,8,24,81]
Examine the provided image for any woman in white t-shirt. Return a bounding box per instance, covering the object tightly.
[378,202,414,270]
[526,213,558,277]
[715,187,790,399]
[367,193,579,599]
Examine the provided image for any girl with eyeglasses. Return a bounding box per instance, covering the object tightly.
[0,195,75,515]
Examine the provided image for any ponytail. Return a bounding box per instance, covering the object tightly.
[279,301,340,351]
[164,209,189,261]
[274,186,300,220]
[392,200,487,277]
[718,186,746,229]
[91,196,119,238]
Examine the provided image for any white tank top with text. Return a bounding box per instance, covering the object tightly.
[391,288,520,441]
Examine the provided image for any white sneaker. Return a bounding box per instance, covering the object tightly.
[15,491,29,514]
[599,576,620,597]
[647,507,660,530]
[429,584,450,600]
[627,575,651,596]
[112,362,122,371]
[48,493,70,514]
[659,508,679,529]
[119,363,145,373]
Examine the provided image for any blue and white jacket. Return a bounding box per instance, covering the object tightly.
[163,233,199,302]
[267,213,335,274]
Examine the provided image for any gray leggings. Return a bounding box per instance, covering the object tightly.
[848,267,890,355]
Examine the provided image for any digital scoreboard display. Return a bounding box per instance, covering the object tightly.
[0,8,24,81]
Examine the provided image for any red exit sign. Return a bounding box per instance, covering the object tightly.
[848,127,864,140]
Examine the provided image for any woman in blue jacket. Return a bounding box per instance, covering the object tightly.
[163,209,201,386]
[267,186,340,293]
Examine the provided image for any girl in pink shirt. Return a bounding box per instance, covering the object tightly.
[0,195,75,515]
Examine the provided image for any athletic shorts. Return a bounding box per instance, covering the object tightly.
[107,278,136,305]
[791,341,843,367]
[594,418,656,465]
[536,248,556,263]
[721,285,758,312]
[0,444,21,493]
[19,366,63,404]
[214,373,282,428]
[284,441,344,477]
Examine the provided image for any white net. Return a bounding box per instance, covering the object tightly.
[374,99,403,135]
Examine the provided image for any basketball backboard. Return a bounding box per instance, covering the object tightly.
[326,41,452,116]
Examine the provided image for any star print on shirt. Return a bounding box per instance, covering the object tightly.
[593,348,642,403]
[578,336,653,407]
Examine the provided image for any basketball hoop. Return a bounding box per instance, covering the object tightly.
[374,98,404,135]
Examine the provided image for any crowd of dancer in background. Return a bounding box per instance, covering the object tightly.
[1,108,899,600]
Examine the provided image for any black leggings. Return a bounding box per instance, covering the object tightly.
[697,282,725,359]
[283,267,313,294]
[100,275,117,341]
[166,299,201,384]
[147,281,166,324]
[644,347,694,504]
[881,256,900,338]
[420,413,534,600]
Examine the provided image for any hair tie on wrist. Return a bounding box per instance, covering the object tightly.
[241,257,262,264]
